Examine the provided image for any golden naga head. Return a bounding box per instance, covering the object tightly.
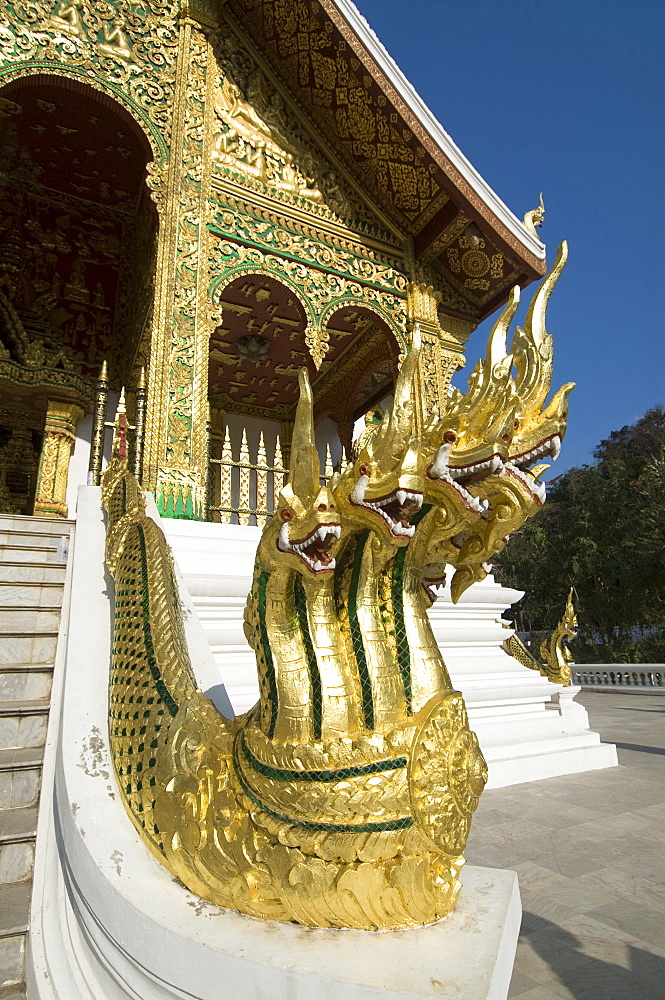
[425,242,574,601]
[335,332,424,544]
[260,368,341,576]
[422,286,521,508]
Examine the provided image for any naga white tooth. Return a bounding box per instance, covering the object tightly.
[430,441,453,479]
[551,436,561,460]
[278,522,290,552]
[350,474,369,504]
[396,490,406,505]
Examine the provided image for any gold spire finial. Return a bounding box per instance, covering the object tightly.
[112,387,128,460]
[523,192,545,235]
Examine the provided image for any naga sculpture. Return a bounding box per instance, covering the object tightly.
[102,243,572,930]
[504,589,578,686]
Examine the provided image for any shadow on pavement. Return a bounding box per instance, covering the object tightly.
[520,913,665,999]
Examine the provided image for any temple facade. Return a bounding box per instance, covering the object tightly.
[0,6,622,998]
[0,0,547,524]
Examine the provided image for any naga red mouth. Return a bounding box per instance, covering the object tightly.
[349,484,423,538]
[277,523,341,572]
[510,434,561,469]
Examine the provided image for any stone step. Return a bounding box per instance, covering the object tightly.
[0,881,30,938]
[0,530,69,550]
[0,747,44,772]
[0,581,64,607]
[0,767,41,813]
[0,702,50,718]
[0,633,58,667]
[0,516,67,1000]
[0,608,62,632]
[0,514,73,535]
[0,545,62,565]
[0,932,26,999]
[0,748,43,816]
[0,810,36,848]
[0,562,66,584]
[0,702,49,753]
[0,668,53,705]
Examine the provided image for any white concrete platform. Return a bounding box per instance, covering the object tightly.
[164,520,617,789]
[28,488,521,1000]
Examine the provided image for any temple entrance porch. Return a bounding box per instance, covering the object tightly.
[0,76,157,518]
[205,270,400,525]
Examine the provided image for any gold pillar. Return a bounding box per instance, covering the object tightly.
[207,403,225,522]
[34,401,84,519]
[406,282,475,427]
[142,15,217,521]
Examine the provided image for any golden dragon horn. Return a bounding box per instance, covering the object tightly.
[488,283,520,371]
[371,327,421,459]
[512,240,568,420]
[288,367,320,503]
[467,285,519,422]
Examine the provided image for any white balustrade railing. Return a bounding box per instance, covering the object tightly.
[572,665,664,691]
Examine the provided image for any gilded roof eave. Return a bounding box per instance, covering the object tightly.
[223,0,548,320]
[335,0,545,262]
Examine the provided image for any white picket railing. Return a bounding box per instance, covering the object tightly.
[208,426,334,526]
[572,665,664,691]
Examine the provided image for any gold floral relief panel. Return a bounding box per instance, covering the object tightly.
[0,0,180,158]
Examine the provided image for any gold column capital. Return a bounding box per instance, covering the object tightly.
[34,400,84,518]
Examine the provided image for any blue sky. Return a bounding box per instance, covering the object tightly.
[355,0,664,474]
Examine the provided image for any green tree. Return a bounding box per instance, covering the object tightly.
[494,407,665,663]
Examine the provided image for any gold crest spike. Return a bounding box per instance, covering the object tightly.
[487,284,520,369]
[460,285,518,436]
[287,368,319,502]
[512,241,568,418]
[371,327,420,457]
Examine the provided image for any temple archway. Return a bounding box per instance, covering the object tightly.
[315,305,400,456]
[206,278,402,522]
[0,75,157,516]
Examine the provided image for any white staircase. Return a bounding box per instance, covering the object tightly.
[426,579,617,785]
[164,519,617,790]
[0,515,72,1000]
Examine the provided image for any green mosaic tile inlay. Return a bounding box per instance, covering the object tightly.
[391,546,411,712]
[241,732,406,783]
[257,571,279,738]
[391,504,431,715]
[136,525,179,717]
[294,577,322,740]
[233,734,412,833]
[348,531,374,730]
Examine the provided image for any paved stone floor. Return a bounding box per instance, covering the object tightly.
[466,690,665,1000]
